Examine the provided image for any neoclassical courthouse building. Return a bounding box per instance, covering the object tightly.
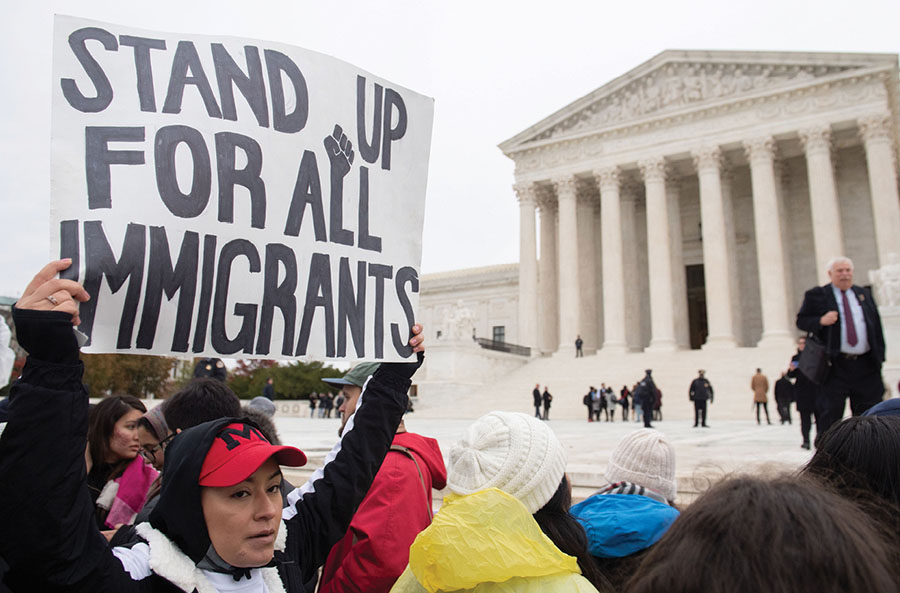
[420,50,900,361]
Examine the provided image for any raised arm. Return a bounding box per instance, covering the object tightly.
[279,328,424,582]
[0,261,140,592]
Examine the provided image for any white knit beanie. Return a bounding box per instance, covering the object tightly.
[605,428,677,502]
[447,411,567,513]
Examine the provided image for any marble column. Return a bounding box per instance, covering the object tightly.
[620,185,642,350]
[799,124,844,281]
[666,179,690,348]
[640,157,677,350]
[693,146,737,348]
[576,187,599,354]
[553,176,580,354]
[595,166,628,351]
[514,183,539,350]
[537,192,559,355]
[745,136,793,345]
[859,113,900,265]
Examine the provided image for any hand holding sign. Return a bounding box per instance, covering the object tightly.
[17,260,91,327]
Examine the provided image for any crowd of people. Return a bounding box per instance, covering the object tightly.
[1,258,900,593]
[577,373,662,428]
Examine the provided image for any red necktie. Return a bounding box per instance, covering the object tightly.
[841,290,858,347]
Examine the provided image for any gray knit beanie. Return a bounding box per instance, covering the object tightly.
[605,428,677,502]
[447,411,567,513]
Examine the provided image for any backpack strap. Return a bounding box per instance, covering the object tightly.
[389,444,433,520]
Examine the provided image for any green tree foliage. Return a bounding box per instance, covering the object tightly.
[228,359,344,400]
[82,354,178,398]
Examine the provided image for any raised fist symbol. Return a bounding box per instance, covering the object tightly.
[324,124,354,180]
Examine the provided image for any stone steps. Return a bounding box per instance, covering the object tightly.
[415,344,798,421]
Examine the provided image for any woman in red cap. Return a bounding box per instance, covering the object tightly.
[0,260,424,593]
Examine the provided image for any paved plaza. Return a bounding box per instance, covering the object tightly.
[276,413,815,505]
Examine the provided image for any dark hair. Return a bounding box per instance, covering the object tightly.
[802,416,900,508]
[241,407,281,445]
[164,378,241,431]
[88,395,146,479]
[534,476,613,592]
[624,475,899,593]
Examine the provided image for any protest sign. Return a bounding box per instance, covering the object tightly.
[51,15,433,361]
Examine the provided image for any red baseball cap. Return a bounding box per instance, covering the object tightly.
[198,423,307,487]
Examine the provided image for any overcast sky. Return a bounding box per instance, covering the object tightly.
[2,0,899,297]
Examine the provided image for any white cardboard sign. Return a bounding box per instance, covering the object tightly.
[51,15,433,361]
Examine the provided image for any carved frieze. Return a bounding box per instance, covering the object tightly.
[533,62,855,141]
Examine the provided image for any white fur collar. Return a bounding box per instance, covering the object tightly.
[132,522,287,593]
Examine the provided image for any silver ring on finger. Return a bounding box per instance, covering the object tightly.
[46,295,59,306]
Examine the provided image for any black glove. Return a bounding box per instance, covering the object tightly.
[374,351,424,384]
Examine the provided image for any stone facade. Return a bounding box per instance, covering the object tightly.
[497,50,900,355]
[419,264,520,346]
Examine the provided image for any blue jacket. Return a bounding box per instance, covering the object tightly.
[570,493,679,558]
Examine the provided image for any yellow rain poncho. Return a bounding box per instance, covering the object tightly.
[389,488,599,593]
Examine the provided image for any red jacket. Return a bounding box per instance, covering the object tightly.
[318,431,447,593]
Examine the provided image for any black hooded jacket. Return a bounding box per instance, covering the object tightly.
[0,309,417,593]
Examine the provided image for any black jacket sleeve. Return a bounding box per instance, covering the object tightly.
[0,310,146,593]
[279,358,417,589]
[796,286,829,335]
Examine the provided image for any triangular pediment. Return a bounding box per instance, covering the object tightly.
[500,50,898,153]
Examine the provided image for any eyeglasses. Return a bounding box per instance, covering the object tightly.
[140,432,176,462]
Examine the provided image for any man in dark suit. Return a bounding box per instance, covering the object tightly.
[796,257,885,433]
[689,370,713,428]
[787,337,818,449]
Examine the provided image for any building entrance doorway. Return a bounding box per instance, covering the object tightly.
[686,265,708,349]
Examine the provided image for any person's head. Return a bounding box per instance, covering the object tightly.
[322,362,381,435]
[88,395,147,467]
[153,420,306,568]
[862,398,900,417]
[756,367,762,373]
[164,378,242,431]
[644,369,652,375]
[241,406,281,445]
[266,377,273,385]
[625,475,899,593]
[605,428,677,503]
[447,411,606,589]
[138,404,171,472]
[797,336,807,351]
[447,411,566,514]
[248,396,277,418]
[827,256,854,291]
[698,369,704,377]
[802,416,900,508]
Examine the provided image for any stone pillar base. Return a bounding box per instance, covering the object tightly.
[645,340,680,353]
[702,336,738,349]
[756,333,796,351]
[601,341,630,353]
[555,343,578,357]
